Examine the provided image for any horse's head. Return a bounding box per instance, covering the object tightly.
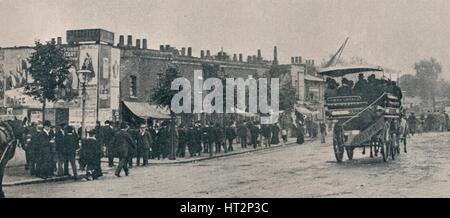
[7,119,26,141]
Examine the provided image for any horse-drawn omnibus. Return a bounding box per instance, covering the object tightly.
[318,66,403,162]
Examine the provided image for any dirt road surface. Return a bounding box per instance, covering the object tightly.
[4,132,449,198]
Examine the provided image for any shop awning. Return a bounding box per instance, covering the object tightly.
[123,101,171,119]
[304,74,325,82]
[230,107,258,117]
[295,105,319,115]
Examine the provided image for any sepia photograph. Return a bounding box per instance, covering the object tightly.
[0,0,449,202]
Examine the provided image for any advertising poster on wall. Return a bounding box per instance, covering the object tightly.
[68,44,99,127]
[99,45,111,109]
[0,48,34,106]
[79,45,98,87]
[110,47,120,111]
[61,46,80,103]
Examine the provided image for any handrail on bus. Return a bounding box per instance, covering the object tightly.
[341,92,388,128]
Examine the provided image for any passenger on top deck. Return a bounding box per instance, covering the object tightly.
[367,74,382,103]
[353,73,368,95]
[325,78,339,98]
[336,78,353,96]
[392,81,403,101]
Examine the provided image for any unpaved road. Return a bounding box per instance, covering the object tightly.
[4,132,450,198]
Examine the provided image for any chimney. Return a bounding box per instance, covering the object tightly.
[187,47,192,57]
[295,57,299,64]
[206,50,211,58]
[119,35,125,47]
[165,44,171,51]
[160,45,164,51]
[51,38,56,44]
[239,54,243,62]
[181,47,186,56]
[233,54,237,61]
[273,46,278,64]
[127,35,133,47]
[299,56,302,64]
[57,37,62,45]
[291,57,295,64]
[142,39,148,49]
[257,49,262,61]
[247,56,252,63]
[201,50,205,58]
[135,39,141,49]
[311,60,315,66]
[252,55,257,63]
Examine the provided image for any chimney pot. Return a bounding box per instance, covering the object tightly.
[273,46,278,64]
[187,47,192,57]
[127,35,133,47]
[142,39,148,49]
[135,39,141,49]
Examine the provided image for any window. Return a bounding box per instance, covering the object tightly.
[130,75,137,97]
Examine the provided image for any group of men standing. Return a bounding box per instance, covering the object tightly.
[23,121,79,179]
[20,118,298,180]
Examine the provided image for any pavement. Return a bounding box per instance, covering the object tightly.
[3,137,308,186]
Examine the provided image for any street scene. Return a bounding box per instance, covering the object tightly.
[3,132,449,198]
[1,0,450,198]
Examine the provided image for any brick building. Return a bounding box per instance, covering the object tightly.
[1,28,278,127]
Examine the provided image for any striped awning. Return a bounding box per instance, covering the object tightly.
[123,101,171,119]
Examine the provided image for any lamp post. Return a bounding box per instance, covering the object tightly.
[77,69,92,139]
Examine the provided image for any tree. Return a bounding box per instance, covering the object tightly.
[414,58,442,109]
[151,66,181,108]
[151,66,181,160]
[25,40,73,122]
[266,65,295,112]
[398,74,418,97]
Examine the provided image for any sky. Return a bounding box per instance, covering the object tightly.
[1,0,449,79]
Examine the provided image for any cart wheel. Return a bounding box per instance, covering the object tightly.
[333,125,344,163]
[391,133,398,160]
[345,147,354,160]
[381,122,391,162]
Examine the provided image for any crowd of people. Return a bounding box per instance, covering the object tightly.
[20,118,298,180]
[325,73,403,102]
[405,112,450,135]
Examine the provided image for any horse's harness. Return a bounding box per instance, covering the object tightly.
[0,121,18,166]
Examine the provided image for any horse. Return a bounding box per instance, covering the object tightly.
[0,119,26,198]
